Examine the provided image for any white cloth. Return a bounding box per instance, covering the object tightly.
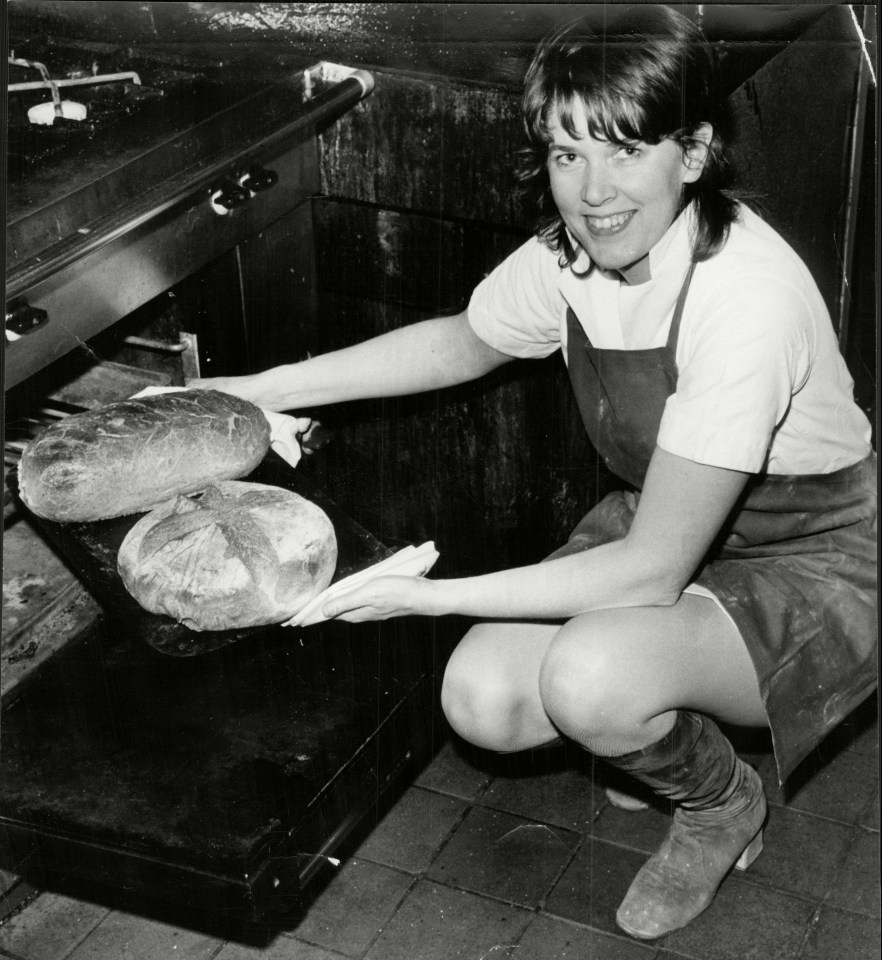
[467,203,872,476]
[283,542,440,627]
[128,386,311,469]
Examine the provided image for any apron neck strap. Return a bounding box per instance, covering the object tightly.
[666,261,697,352]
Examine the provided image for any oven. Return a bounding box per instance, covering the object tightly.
[2,31,446,925]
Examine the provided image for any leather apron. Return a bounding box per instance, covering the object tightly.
[552,264,877,782]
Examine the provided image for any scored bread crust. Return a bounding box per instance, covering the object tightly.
[18,390,271,522]
[117,481,338,631]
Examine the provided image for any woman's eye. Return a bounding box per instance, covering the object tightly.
[552,152,578,167]
[616,145,641,159]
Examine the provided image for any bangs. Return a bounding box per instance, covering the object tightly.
[524,32,696,149]
[545,91,658,146]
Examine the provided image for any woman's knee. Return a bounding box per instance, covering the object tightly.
[440,624,541,752]
[538,610,647,741]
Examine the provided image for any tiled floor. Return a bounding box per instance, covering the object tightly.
[1,697,878,960]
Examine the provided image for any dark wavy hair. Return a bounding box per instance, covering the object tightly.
[517,5,739,269]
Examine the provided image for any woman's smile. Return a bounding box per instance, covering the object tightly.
[584,210,636,236]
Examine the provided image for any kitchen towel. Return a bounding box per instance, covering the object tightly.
[284,541,440,627]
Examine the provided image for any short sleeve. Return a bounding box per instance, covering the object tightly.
[467,236,564,359]
[657,274,813,473]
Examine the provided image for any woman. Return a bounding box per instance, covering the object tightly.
[192,6,876,939]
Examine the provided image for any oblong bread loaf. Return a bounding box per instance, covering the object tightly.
[18,390,271,522]
[118,481,338,631]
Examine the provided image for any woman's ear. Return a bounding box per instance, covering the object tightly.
[682,123,714,182]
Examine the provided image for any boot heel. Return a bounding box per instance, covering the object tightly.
[734,830,763,871]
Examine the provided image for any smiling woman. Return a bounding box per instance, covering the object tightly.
[190,3,876,943]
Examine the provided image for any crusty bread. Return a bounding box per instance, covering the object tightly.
[117,481,337,631]
[18,390,271,522]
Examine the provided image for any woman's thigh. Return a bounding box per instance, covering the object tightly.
[539,594,767,748]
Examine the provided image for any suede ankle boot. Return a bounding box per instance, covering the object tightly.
[608,710,767,940]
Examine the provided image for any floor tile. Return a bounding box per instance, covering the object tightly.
[425,805,579,908]
[354,786,467,873]
[848,714,879,757]
[290,858,412,956]
[659,877,816,960]
[0,876,37,925]
[479,752,606,832]
[363,879,532,960]
[414,737,492,800]
[825,828,881,919]
[513,913,657,959]
[781,746,879,823]
[544,836,648,937]
[66,910,221,960]
[860,787,879,831]
[215,936,341,959]
[0,870,19,898]
[745,805,853,900]
[822,692,878,757]
[0,891,109,960]
[797,906,881,960]
[747,752,789,806]
[588,799,673,856]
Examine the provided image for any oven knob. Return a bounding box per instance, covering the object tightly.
[239,164,279,194]
[209,179,250,215]
[5,300,48,340]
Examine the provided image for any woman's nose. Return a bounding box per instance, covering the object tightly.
[580,164,617,207]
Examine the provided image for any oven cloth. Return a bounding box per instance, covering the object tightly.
[546,263,877,784]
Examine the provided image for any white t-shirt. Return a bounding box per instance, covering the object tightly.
[467,203,872,475]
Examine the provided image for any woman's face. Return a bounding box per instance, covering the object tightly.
[546,106,707,271]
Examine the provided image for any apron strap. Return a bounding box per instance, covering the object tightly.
[665,261,697,353]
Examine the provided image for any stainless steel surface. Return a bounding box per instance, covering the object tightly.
[5,62,373,391]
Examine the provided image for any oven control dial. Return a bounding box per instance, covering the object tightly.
[5,300,48,341]
[209,179,250,215]
[239,164,279,195]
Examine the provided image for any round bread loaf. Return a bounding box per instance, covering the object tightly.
[118,481,337,631]
[18,390,271,522]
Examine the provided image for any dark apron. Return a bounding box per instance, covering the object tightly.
[553,263,877,782]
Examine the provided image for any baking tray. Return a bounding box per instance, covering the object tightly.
[6,453,391,656]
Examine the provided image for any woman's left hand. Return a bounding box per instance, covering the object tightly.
[322,576,440,622]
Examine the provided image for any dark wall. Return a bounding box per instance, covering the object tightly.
[727,5,871,337]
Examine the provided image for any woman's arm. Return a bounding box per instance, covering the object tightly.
[189,310,513,412]
[323,447,751,621]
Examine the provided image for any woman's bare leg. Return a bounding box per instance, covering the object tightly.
[441,595,767,756]
[538,595,767,756]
